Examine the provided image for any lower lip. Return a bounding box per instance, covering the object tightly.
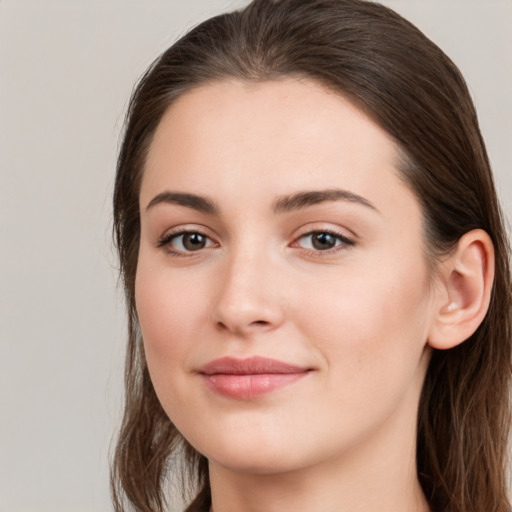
[201,372,309,400]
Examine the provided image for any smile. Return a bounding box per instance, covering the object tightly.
[198,356,312,400]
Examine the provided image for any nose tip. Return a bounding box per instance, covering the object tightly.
[213,295,285,336]
[211,260,285,336]
[215,315,275,335]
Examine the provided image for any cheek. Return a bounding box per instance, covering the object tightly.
[134,260,207,393]
[297,252,432,386]
[135,263,219,432]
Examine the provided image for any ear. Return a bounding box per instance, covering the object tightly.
[427,229,495,350]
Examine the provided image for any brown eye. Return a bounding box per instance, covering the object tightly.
[160,231,215,254]
[311,232,338,250]
[295,230,354,252]
[181,232,207,251]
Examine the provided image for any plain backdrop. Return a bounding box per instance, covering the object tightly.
[1,1,511,511]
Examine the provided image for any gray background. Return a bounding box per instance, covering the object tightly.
[1,1,510,511]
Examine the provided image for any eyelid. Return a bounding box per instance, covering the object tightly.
[155,224,355,257]
[289,227,356,255]
[292,221,356,239]
[156,226,218,255]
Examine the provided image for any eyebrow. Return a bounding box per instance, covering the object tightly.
[146,191,219,214]
[272,188,378,214]
[145,188,378,215]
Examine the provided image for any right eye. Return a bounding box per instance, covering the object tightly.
[158,230,216,255]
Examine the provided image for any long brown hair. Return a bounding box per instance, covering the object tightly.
[111,1,512,511]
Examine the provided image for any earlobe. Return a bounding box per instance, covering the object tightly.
[428,229,495,350]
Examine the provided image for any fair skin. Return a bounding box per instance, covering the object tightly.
[135,79,494,512]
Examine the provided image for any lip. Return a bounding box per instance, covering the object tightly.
[197,356,312,400]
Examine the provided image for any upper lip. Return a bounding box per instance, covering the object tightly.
[198,356,311,375]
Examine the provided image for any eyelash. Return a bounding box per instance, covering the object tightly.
[156,229,216,257]
[293,229,355,255]
[156,228,355,257]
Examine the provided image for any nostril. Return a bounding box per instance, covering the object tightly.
[215,318,270,333]
[216,320,229,331]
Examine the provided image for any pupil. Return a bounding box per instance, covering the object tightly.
[312,232,336,250]
[184,233,206,251]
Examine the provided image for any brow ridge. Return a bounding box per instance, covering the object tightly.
[145,188,377,215]
[272,188,377,213]
[146,191,219,214]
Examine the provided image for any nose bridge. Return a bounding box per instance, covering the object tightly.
[212,237,284,334]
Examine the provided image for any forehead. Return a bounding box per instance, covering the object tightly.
[141,78,417,221]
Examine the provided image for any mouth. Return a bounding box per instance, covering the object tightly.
[197,356,313,400]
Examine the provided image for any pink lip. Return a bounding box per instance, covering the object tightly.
[198,356,311,400]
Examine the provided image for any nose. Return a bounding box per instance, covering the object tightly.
[211,248,286,336]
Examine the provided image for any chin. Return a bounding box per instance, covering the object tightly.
[182,421,308,475]
[209,448,304,476]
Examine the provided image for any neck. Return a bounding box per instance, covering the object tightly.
[210,456,429,512]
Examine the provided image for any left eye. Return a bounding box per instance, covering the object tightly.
[165,231,215,252]
[296,231,353,251]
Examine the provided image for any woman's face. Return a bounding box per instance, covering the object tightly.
[136,79,436,475]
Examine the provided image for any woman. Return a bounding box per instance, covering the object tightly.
[111,1,512,511]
